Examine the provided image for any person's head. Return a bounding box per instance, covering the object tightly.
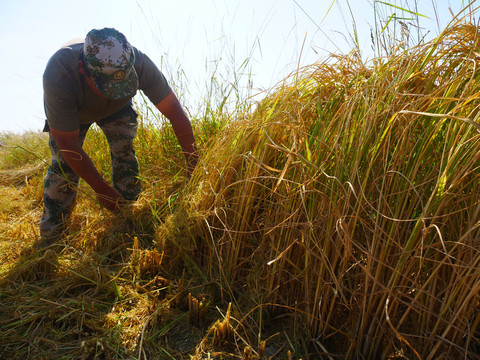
[81,28,138,100]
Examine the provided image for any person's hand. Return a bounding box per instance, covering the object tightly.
[96,186,124,213]
[186,152,199,178]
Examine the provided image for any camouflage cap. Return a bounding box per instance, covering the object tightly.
[83,28,138,100]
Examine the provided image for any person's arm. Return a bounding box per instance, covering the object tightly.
[155,91,199,176]
[50,127,123,212]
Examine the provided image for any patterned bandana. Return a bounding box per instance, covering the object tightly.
[83,28,138,100]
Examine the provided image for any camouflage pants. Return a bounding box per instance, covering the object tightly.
[40,104,140,238]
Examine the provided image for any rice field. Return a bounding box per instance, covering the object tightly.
[1,13,480,360]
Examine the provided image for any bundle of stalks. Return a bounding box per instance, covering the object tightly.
[159,21,480,359]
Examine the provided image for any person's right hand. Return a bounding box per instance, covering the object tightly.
[49,128,126,214]
[96,186,124,213]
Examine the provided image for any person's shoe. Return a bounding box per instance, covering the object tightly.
[36,231,63,250]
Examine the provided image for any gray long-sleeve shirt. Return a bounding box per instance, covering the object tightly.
[43,39,171,132]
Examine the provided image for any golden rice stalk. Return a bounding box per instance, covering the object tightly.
[164,18,480,359]
[212,302,233,347]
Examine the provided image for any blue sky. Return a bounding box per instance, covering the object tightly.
[0,0,469,133]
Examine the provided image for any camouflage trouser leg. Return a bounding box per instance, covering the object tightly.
[40,124,90,239]
[97,104,140,201]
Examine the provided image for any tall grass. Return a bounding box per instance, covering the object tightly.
[156,18,480,359]
[0,131,49,170]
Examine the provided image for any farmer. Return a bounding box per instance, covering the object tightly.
[40,27,198,244]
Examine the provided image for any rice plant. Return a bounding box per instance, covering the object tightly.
[156,16,480,359]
